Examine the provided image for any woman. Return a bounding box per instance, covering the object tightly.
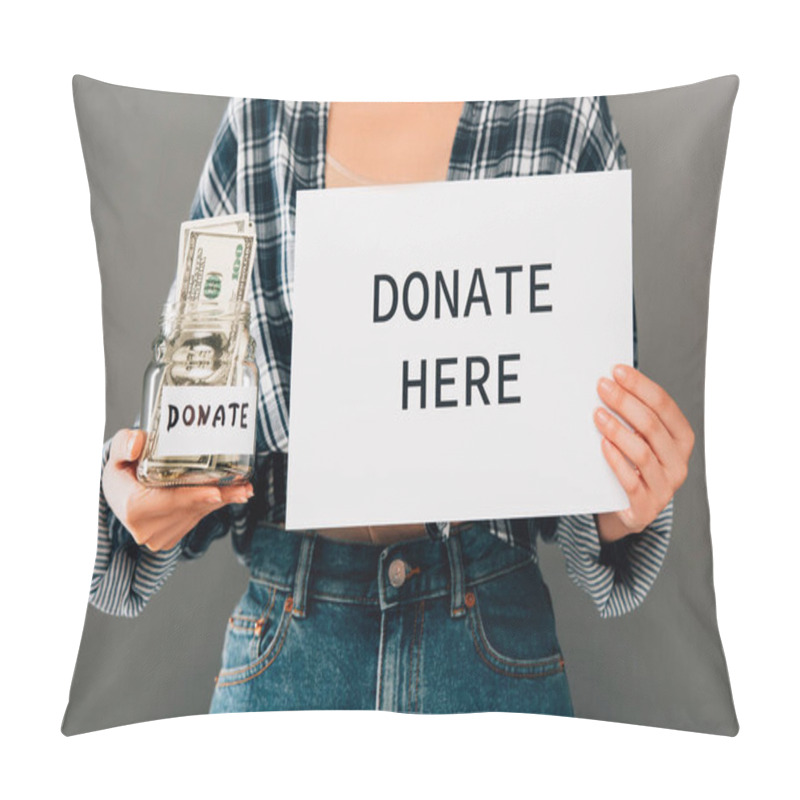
[94,98,694,715]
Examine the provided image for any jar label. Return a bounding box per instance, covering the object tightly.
[154,385,258,457]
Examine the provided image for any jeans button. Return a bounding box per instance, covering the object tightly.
[388,558,407,588]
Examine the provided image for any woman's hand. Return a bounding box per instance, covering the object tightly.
[101,429,253,552]
[593,364,694,544]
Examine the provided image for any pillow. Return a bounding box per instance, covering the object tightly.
[64,74,739,735]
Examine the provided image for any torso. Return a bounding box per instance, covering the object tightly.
[314,101,466,545]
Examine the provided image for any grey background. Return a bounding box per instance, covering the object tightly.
[64,75,739,735]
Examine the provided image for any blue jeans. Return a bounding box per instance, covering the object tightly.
[209,520,574,716]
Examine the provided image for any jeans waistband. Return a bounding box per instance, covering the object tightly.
[247,521,535,618]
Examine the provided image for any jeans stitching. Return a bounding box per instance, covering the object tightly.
[227,585,277,639]
[248,557,534,607]
[468,631,566,680]
[216,618,292,689]
[376,611,386,710]
[250,585,279,660]
[250,576,293,591]
[217,603,292,684]
[292,534,315,618]
[415,600,425,712]
[467,555,538,590]
[408,601,420,712]
[229,615,259,630]
[230,612,260,622]
[309,591,380,603]
[467,590,565,676]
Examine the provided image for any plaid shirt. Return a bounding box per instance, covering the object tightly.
[93,97,673,619]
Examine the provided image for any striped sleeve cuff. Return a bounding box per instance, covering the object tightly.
[89,440,183,618]
[553,497,674,619]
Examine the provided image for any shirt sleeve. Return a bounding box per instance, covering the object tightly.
[539,499,673,618]
[90,100,242,618]
[91,438,183,617]
[92,434,237,618]
[188,98,239,219]
[576,95,629,173]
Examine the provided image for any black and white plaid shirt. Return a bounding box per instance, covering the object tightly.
[94,97,673,619]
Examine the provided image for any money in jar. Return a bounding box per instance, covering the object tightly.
[136,299,259,487]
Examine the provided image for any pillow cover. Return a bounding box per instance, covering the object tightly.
[64,74,738,735]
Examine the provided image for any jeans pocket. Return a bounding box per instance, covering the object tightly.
[466,559,566,679]
[216,580,293,688]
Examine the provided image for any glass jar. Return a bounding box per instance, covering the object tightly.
[136,300,259,487]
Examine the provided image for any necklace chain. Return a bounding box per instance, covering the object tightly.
[325,152,378,185]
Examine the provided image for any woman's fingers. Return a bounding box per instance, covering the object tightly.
[103,430,148,512]
[600,436,643,495]
[597,377,671,462]
[597,366,693,489]
[610,365,695,458]
[142,482,253,516]
[593,405,666,492]
[132,485,223,517]
[106,429,252,514]
[599,438,647,531]
[126,482,253,533]
[596,376,687,486]
[219,483,255,505]
[137,484,254,551]
[108,428,145,466]
[593,366,695,536]
[103,427,255,548]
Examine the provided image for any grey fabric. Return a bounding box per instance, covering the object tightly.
[63,74,738,735]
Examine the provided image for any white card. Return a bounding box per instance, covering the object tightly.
[155,385,258,457]
[286,171,632,529]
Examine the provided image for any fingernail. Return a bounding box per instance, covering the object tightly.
[205,490,222,505]
[598,377,614,393]
[595,407,610,423]
[613,365,628,382]
[126,432,138,459]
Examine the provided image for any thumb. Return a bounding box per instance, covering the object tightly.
[128,429,147,461]
[109,428,147,465]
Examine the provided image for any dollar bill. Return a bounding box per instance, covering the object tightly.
[175,213,254,293]
[178,230,254,309]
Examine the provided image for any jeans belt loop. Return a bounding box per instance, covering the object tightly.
[445,532,467,618]
[291,532,316,619]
